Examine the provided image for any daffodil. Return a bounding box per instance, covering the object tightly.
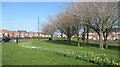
[31,47,37,48]
[114,63,118,65]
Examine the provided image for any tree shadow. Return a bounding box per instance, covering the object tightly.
[44,40,120,50]
[44,40,77,46]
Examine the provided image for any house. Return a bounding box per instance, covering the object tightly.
[18,30,27,37]
[27,32,37,37]
[0,30,19,37]
[0,29,51,38]
[86,28,120,40]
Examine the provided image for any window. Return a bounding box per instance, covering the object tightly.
[107,36,110,39]
[89,33,92,34]
[118,36,120,39]
[112,36,115,37]
[5,33,7,35]
[93,36,96,38]
[89,36,92,39]
[112,32,116,34]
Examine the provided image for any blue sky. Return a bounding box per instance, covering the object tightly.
[2,2,69,32]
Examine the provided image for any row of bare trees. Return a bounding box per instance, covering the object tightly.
[42,2,119,49]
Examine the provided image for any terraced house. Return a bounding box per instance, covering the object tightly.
[0,28,120,41]
[0,30,50,38]
[87,28,120,41]
[0,30,19,37]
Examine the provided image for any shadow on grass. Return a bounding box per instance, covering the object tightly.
[44,40,120,50]
[44,40,77,46]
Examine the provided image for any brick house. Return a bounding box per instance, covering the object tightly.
[18,30,27,37]
[0,30,19,37]
[86,28,120,40]
[0,30,50,38]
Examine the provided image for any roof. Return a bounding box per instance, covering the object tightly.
[0,30,17,34]
[18,30,27,33]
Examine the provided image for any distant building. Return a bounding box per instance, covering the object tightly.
[0,30,19,37]
[57,34,67,38]
[1,28,119,41]
[86,28,120,40]
[18,30,27,37]
[0,30,50,38]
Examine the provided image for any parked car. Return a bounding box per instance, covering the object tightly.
[1,37,12,42]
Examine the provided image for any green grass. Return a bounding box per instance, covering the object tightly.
[2,42,94,65]
[71,38,120,44]
[17,40,119,65]
[2,39,119,65]
[29,40,119,57]
[88,40,120,44]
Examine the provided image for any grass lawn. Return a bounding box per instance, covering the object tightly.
[28,40,119,57]
[2,39,120,65]
[2,42,94,65]
[87,40,120,45]
[71,38,120,45]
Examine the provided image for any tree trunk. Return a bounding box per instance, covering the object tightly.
[61,32,63,40]
[105,33,108,48]
[99,29,104,49]
[86,32,89,43]
[86,26,89,44]
[3,33,5,38]
[82,28,86,46]
[8,34,10,37]
[51,35,53,40]
[103,33,108,48]
[16,37,19,44]
[82,28,86,41]
[68,36,71,45]
[104,39,108,48]
[77,33,80,47]
[49,35,53,40]
[82,34,85,46]
[78,38,80,47]
[82,34,85,41]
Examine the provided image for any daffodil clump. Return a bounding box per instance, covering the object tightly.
[18,41,120,66]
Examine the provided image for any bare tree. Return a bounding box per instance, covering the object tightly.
[87,2,118,49]
[66,3,92,45]
[48,16,64,40]
[42,24,56,40]
[51,12,81,44]
[66,2,118,49]
[98,3,118,48]
[86,2,118,49]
